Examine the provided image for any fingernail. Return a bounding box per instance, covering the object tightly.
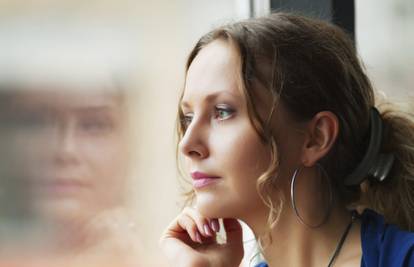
[210,220,220,232]
[195,231,202,243]
[204,224,212,236]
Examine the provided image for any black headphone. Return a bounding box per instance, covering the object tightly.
[344,107,395,186]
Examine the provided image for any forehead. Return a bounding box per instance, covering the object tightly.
[7,88,122,111]
[183,40,243,102]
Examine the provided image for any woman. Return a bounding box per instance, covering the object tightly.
[0,87,143,266]
[160,13,414,267]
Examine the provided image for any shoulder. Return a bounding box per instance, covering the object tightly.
[360,209,414,267]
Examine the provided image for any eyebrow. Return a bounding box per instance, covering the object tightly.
[11,104,120,119]
[70,104,122,115]
[180,91,240,109]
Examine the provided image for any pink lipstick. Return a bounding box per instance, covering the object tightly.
[191,171,221,189]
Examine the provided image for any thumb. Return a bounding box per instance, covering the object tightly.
[223,218,243,246]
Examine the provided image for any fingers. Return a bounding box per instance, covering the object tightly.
[178,213,203,243]
[162,207,220,245]
[183,207,217,239]
[210,218,220,233]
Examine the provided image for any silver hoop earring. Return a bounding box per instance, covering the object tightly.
[290,164,333,228]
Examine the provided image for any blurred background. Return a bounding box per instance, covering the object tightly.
[0,0,412,266]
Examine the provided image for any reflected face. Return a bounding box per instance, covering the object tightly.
[179,40,271,219]
[6,89,129,224]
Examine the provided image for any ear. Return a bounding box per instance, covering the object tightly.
[301,111,339,167]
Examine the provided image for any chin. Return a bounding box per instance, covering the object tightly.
[195,191,238,219]
[34,198,94,227]
[195,191,267,223]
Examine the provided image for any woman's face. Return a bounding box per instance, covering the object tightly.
[179,40,272,219]
[5,88,129,225]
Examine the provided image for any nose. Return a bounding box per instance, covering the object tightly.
[53,119,80,165]
[179,119,209,160]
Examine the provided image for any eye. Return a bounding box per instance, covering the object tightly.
[215,105,235,120]
[78,116,115,134]
[181,113,194,129]
[11,110,52,130]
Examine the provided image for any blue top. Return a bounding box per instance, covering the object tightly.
[255,209,414,267]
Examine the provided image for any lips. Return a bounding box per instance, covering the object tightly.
[191,171,221,189]
[34,178,89,196]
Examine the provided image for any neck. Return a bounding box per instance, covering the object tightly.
[243,206,359,267]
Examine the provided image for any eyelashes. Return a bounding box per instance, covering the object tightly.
[180,105,236,129]
[181,113,193,129]
[214,105,235,120]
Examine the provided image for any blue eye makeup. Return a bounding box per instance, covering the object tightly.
[180,103,235,131]
[215,105,235,120]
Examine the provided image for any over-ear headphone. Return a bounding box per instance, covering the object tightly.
[344,107,395,186]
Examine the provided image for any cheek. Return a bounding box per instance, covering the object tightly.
[9,132,52,177]
[214,124,270,193]
[216,123,269,173]
[197,130,269,218]
[234,139,268,172]
[79,135,129,192]
[82,134,127,166]
[232,142,269,199]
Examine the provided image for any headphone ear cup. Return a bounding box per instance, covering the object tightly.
[369,153,395,182]
[344,107,394,186]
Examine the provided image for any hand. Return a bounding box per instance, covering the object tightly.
[160,207,244,267]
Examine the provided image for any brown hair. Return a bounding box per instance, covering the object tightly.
[177,13,414,231]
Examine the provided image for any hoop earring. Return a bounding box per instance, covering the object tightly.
[290,164,333,228]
